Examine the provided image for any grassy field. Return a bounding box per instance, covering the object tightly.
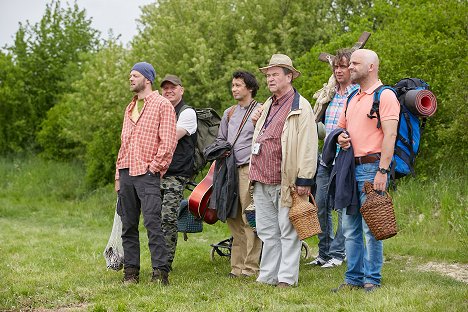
[0,157,467,312]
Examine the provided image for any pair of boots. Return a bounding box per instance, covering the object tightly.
[123,267,169,285]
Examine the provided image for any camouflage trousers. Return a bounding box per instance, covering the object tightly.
[161,175,188,269]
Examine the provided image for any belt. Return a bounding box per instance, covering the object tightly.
[237,163,249,168]
[355,153,380,165]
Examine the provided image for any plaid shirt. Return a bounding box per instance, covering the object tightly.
[324,84,359,138]
[115,91,177,180]
[250,89,294,184]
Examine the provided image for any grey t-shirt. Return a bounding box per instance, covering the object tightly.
[217,101,260,166]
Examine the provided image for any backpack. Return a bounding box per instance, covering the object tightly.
[346,78,434,181]
[179,105,221,180]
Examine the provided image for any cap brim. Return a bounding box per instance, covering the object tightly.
[160,79,182,87]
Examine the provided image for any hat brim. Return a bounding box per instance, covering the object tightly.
[259,64,301,79]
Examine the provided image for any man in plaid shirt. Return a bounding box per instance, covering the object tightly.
[308,49,358,269]
[115,62,177,285]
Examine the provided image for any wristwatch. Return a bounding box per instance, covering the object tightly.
[378,167,390,174]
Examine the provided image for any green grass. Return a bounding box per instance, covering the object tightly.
[0,157,467,311]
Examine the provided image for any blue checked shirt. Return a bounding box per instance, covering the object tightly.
[321,84,359,166]
[324,84,359,138]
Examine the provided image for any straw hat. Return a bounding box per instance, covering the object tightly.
[259,54,301,79]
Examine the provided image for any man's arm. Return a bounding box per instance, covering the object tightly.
[374,119,398,191]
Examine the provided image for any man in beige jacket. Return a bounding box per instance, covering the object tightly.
[249,54,318,287]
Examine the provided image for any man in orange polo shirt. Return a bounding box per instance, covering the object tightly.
[333,49,399,292]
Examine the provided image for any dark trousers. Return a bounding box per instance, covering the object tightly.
[118,169,169,272]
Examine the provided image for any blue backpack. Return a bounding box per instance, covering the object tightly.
[346,78,431,180]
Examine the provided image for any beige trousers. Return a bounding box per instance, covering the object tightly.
[226,165,262,276]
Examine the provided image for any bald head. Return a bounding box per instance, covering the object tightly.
[349,49,380,88]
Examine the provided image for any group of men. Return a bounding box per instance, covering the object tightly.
[114,48,399,292]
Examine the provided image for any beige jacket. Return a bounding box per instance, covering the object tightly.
[252,89,318,207]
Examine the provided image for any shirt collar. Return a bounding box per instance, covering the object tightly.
[360,80,383,95]
[272,88,294,105]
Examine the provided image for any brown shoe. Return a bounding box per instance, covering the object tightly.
[151,269,169,286]
[277,282,292,288]
[122,267,139,284]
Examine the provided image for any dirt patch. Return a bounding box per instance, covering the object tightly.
[32,303,89,312]
[418,261,468,283]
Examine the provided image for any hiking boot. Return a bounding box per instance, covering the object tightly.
[321,258,343,268]
[306,256,327,266]
[364,283,381,292]
[331,283,363,293]
[151,269,169,286]
[122,267,139,284]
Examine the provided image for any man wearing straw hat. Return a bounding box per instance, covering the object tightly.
[249,54,318,287]
[334,49,399,292]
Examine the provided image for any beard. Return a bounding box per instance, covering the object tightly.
[130,80,146,93]
[350,71,364,84]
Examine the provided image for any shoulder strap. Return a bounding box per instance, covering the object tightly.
[367,85,396,129]
[227,105,237,123]
[231,100,257,147]
[344,88,359,117]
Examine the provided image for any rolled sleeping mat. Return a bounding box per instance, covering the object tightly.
[404,89,437,117]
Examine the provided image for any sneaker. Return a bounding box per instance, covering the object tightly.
[321,258,343,268]
[306,256,327,266]
[151,269,169,286]
[122,267,139,284]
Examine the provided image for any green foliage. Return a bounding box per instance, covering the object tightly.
[296,0,468,172]
[132,0,341,112]
[2,0,99,153]
[3,0,466,187]
[38,40,128,186]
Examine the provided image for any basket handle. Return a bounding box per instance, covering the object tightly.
[363,181,391,199]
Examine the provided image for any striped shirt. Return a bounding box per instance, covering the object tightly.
[324,84,359,138]
[115,91,177,180]
[250,88,294,184]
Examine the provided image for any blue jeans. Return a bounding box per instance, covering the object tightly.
[342,161,384,286]
[315,162,345,261]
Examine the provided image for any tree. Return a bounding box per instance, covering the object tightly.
[295,0,468,173]
[4,0,100,153]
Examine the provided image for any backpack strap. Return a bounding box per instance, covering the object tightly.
[344,88,359,117]
[366,85,396,129]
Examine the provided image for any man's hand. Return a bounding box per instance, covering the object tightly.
[296,185,311,196]
[251,106,264,125]
[115,179,120,193]
[337,132,351,150]
[373,172,387,192]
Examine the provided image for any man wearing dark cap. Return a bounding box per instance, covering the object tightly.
[160,74,197,270]
[115,62,177,285]
[249,54,318,287]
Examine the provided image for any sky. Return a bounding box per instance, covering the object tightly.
[0,0,155,48]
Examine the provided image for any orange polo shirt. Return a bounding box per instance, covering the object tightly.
[337,80,399,157]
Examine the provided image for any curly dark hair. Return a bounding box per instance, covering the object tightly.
[232,71,259,98]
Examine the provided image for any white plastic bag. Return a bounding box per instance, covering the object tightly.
[103,198,124,271]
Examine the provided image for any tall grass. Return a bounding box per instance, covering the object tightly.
[0,157,466,312]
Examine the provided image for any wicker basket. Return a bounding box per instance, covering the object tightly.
[360,181,398,240]
[289,190,321,240]
[243,188,256,231]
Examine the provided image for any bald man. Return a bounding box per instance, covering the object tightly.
[332,49,400,292]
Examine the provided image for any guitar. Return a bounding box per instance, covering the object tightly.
[188,161,218,224]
